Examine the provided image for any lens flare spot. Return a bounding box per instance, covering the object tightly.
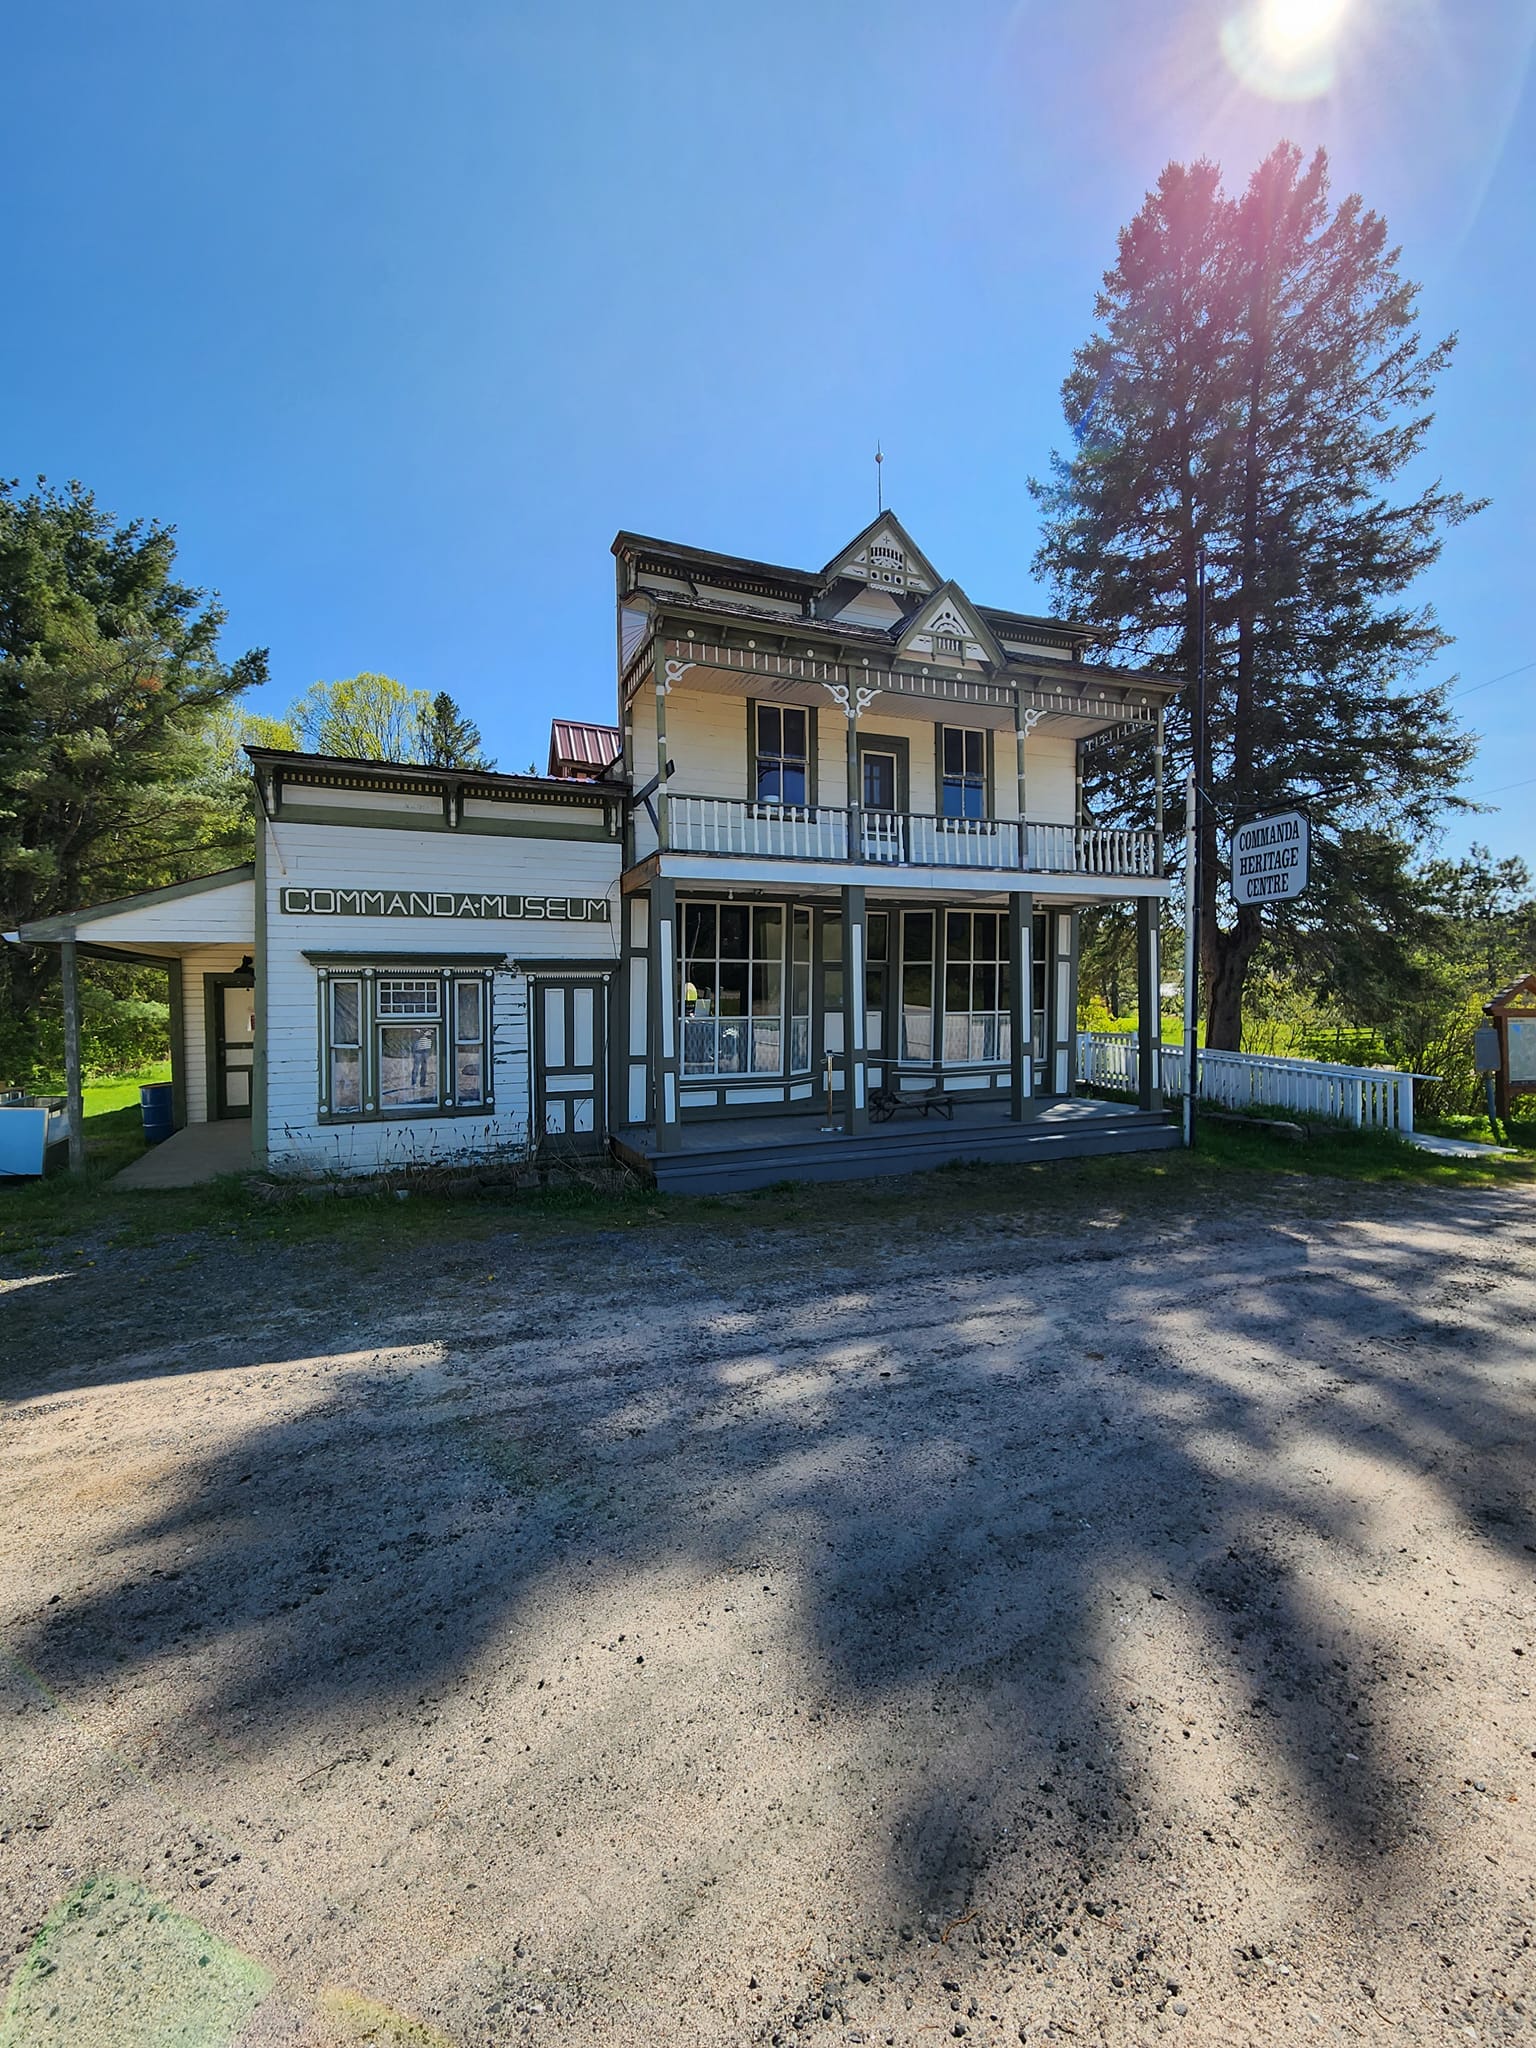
[1222,0,1351,100]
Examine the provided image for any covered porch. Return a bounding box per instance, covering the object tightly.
[613,1093,1178,1194]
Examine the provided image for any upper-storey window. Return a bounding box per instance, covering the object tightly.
[755,704,810,806]
[940,727,987,819]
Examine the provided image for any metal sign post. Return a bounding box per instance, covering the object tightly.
[1181,769,1198,1148]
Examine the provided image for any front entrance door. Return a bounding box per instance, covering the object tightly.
[207,973,255,1120]
[534,979,606,1153]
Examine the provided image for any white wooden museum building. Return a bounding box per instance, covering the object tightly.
[13,516,1183,1191]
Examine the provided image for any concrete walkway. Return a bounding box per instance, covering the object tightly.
[114,1120,251,1188]
[1403,1129,1517,1160]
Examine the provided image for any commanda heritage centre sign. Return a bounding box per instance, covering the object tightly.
[278,887,611,922]
[1229,810,1309,906]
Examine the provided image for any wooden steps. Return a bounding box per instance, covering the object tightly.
[612,1109,1180,1195]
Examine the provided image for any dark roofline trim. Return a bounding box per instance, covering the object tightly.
[245,747,626,803]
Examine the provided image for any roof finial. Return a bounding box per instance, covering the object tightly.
[875,441,883,515]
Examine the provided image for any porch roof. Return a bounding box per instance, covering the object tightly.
[9,866,255,956]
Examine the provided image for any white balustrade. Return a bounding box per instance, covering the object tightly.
[1077,1033,1419,1131]
[668,796,848,861]
[665,798,1158,878]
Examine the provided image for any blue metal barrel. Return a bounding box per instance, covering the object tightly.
[140,1082,175,1145]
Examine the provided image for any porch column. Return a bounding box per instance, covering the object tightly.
[1136,895,1163,1112]
[1008,892,1034,1120]
[845,709,860,862]
[841,884,868,1134]
[653,657,671,851]
[60,933,85,1174]
[648,878,681,1151]
[1054,909,1080,1097]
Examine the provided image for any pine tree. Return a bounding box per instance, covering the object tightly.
[415,690,494,771]
[1032,145,1482,1049]
[0,479,266,1065]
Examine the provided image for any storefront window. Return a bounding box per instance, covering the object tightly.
[901,910,934,1060]
[682,901,784,1076]
[789,908,812,1073]
[320,967,493,1118]
[943,910,1010,1064]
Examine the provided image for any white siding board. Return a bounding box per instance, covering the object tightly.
[181,946,252,1123]
[75,877,254,947]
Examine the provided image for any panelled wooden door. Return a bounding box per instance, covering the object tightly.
[207,973,256,1120]
[534,979,606,1152]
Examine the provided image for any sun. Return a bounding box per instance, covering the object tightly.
[1221,0,1352,99]
[1257,0,1349,57]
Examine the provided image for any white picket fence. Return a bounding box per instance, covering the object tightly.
[1076,1032,1419,1132]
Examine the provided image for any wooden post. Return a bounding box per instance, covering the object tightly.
[1136,895,1162,1112]
[841,884,868,1133]
[1153,703,1166,876]
[653,660,671,852]
[845,703,860,862]
[1015,693,1029,863]
[648,878,681,1152]
[1008,892,1034,1120]
[60,933,85,1174]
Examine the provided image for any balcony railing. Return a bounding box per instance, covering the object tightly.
[666,796,1158,877]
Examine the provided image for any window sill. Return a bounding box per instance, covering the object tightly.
[318,1103,498,1126]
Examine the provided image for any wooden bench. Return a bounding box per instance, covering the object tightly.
[868,1082,955,1124]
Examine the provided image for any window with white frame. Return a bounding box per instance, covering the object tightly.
[942,910,1011,1064]
[940,726,987,819]
[789,907,812,1073]
[681,902,785,1077]
[319,965,494,1118]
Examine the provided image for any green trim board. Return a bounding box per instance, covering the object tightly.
[302,949,510,967]
[252,815,268,1165]
[274,802,616,841]
[168,962,188,1131]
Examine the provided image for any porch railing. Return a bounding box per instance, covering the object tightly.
[667,796,1158,877]
[1077,1032,1419,1131]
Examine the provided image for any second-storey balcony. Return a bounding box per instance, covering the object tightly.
[665,795,1158,878]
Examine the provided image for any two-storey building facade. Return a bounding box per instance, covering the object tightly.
[607,515,1182,1188]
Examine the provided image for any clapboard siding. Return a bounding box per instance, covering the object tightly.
[263,819,621,1173]
[76,876,254,946]
[181,945,252,1123]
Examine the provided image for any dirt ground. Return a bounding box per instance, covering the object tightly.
[2,1169,1534,2048]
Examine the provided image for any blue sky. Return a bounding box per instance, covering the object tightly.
[4,0,1532,864]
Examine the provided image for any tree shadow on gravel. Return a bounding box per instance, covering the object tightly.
[8,1187,1535,2019]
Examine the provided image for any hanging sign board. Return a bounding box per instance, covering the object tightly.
[1230,811,1309,905]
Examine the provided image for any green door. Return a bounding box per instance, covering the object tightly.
[206,973,255,1120]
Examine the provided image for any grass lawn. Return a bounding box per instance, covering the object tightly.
[0,1066,1531,1271]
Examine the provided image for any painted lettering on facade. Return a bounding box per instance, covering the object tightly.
[279,887,611,923]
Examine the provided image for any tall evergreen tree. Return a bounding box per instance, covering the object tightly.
[0,479,266,1058]
[1032,145,1481,1048]
[416,690,493,770]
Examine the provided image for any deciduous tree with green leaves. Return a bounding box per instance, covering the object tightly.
[0,478,267,1073]
[1032,143,1482,1048]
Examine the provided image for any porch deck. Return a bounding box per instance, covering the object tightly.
[113,1120,252,1189]
[612,1095,1179,1194]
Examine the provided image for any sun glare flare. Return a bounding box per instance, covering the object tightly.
[1259,0,1348,57]
[1222,0,1352,100]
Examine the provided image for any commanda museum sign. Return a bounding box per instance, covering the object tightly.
[279,887,611,922]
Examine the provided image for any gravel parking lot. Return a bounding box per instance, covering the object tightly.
[3,1169,1534,2047]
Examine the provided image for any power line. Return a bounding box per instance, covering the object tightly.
[1450,657,1536,701]
[1468,772,1536,799]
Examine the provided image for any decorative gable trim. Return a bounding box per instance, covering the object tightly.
[895,583,1007,670]
[820,514,940,598]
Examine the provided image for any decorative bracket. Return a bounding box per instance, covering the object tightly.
[1018,705,1048,737]
[821,679,880,720]
[658,658,695,696]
